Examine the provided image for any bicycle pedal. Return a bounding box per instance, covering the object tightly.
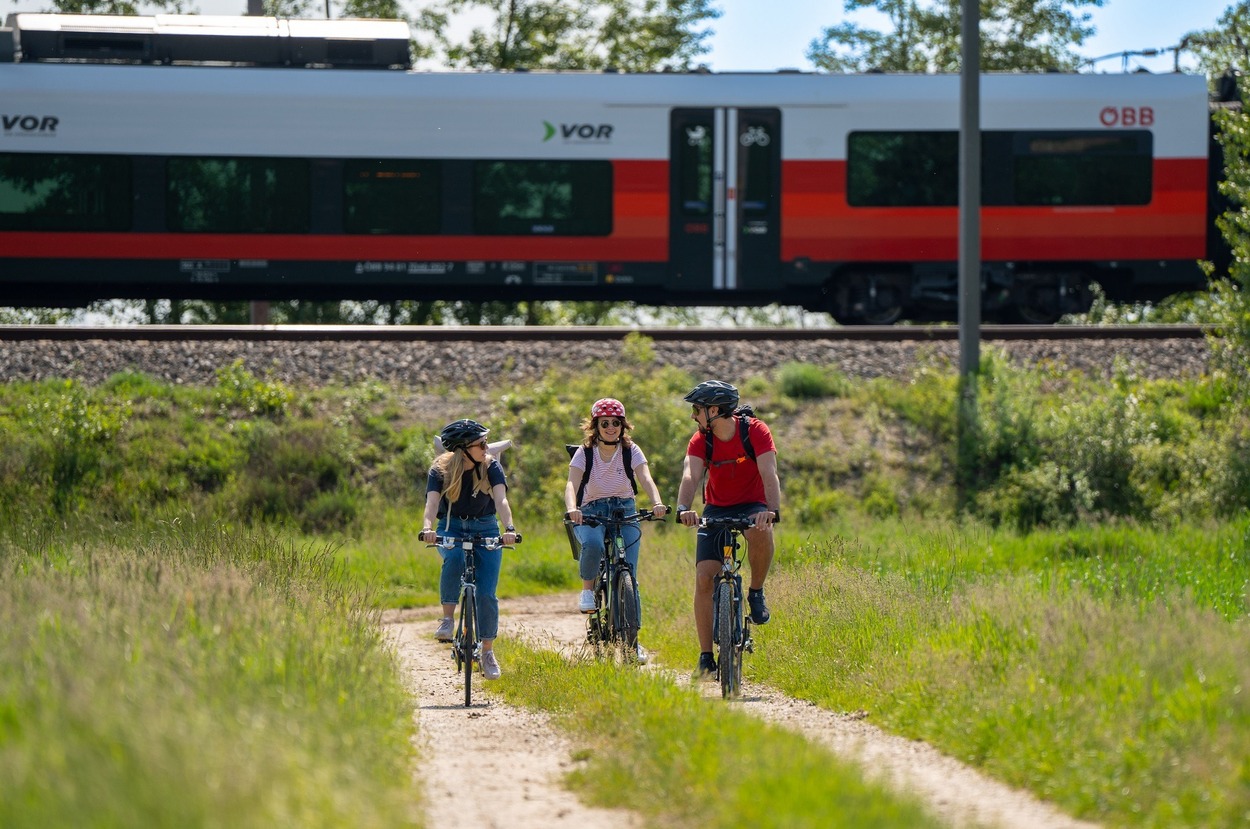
[744,637,754,654]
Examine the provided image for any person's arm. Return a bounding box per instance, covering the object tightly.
[634,462,668,517]
[755,450,781,528]
[564,465,584,523]
[419,490,441,542]
[492,483,517,544]
[675,453,705,526]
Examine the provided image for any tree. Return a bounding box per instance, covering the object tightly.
[436,0,719,71]
[1187,3,1250,388]
[1182,1,1250,83]
[807,0,1103,73]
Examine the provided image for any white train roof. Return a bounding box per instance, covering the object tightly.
[1,63,1210,159]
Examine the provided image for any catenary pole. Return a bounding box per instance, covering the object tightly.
[958,0,980,376]
[956,0,981,508]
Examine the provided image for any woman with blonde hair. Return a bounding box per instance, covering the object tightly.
[419,419,517,680]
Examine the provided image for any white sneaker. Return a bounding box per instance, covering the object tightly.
[635,644,649,665]
[434,617,453,642]
[481,649,501,680]
[578,589,596,613]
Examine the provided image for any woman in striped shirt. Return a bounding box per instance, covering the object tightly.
[564,398,668,658]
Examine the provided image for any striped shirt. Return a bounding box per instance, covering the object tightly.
[569,442,649,503]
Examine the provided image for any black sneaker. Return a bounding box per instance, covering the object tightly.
[696,652,717,678]
[747,589,770,624]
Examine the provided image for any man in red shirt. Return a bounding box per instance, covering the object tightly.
[674,380,781,678]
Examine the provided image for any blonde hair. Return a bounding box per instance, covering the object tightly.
[578,415,634,449]
[434,450,492,503]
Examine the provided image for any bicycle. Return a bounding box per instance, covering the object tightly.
[565,509,667,662]
[699,516,756,699]
[427,532,520,707]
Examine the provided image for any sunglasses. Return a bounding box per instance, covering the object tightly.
[598,419,623,428]
[691,405,706,416]
[470,439,489,450]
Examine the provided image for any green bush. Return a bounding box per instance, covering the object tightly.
[777,362,850,400]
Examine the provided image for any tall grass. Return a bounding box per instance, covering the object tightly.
[493,640,945,829]
[0,518,419,829]
[629,518,1250,828]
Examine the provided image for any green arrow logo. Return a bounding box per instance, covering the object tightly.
[542,120,556,141]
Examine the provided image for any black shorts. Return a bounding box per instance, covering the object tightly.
[695,503,768,564]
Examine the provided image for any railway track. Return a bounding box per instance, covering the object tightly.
[0,324,1210,343]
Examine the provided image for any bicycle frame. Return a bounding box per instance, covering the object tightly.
[428,533,517,707]
[700,516,756,699]
[565,510,663,661]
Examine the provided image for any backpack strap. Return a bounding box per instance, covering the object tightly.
[577,445,593,507]
[703,407,757,468]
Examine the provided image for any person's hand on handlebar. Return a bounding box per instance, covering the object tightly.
[676,506,699,527]
[564,507,583,525]
[651,504,670,519]
[419,528,437,544]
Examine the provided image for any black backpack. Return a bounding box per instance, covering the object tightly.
[703,405,758,468]
[566,443,636,507]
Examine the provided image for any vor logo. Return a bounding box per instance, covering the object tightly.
[543,120,613,142]
[3,114,59,134]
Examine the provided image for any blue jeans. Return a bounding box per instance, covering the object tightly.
[576,496,641,583]
[438,515,503,641]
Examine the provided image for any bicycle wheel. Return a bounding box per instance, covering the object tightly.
[460,585,476,707]
[588,583,609,651]
[715,579,738,699]
[614,568,640,659]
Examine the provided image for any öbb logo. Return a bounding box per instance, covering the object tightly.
[1099,106,1153,127]
[3,114,59,134]
[542,120,613,142]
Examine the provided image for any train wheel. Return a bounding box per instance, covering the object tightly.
[831,273,906,325]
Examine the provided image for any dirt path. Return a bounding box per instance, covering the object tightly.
[384,595,1099,829]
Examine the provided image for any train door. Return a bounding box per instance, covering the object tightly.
[669,108,781,293]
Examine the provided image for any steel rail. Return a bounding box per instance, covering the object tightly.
[0,324,1209,342]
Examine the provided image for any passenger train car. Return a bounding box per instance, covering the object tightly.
[0,13,1225,322]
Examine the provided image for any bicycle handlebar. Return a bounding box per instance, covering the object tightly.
[563,508,669,528]
[425,533,522,550]
[698,516,758,532]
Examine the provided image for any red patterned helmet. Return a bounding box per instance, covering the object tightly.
[590,398,626,419]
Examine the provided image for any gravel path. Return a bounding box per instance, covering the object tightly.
[386,595,1101,829]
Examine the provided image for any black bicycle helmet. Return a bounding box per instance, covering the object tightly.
[683,380,739,411]
[439,419,489,451]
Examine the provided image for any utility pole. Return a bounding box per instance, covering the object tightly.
[956,0,981,507]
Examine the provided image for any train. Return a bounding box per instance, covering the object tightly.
[0,12,1232,323]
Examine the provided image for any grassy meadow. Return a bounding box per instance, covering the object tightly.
[1,337,1248,827]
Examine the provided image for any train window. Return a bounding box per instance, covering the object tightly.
[472,160,612,235]
[847,132,958,207]
[167,157,310,233]
[1009,131,1152,206]
[344,159,441,234]
[740,121,773,216]
[0,153,131,231]
[679,122,713,215]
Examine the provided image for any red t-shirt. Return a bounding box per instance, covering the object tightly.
[685,416,776,507]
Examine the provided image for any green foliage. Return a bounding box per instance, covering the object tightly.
[776,361,851,400]
[807,0,1104,73]
[1,338,1245,535]
[212,360,293,417]
[439,0,719,71]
